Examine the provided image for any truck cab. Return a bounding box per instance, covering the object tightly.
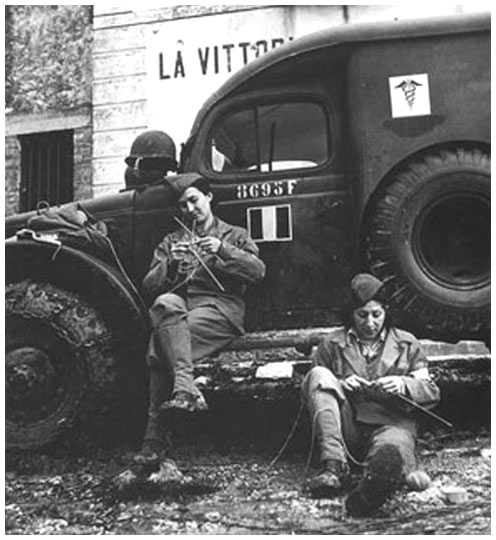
[5,12,490,450]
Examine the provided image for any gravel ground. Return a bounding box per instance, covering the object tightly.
[5,428,490,535]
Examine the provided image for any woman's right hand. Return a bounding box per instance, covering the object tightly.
[171,241,190,261]
[342,375,371,393]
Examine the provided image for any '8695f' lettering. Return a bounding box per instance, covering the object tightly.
[236,180,298,200]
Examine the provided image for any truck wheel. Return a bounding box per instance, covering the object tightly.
[5,280,115,449]
[367,147,490,339]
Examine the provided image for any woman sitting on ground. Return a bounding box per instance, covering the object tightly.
[302,273,440,516]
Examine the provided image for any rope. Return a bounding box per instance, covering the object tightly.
[266,401,304,470]
[266,401,368,473]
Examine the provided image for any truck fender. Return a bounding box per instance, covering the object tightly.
[5,238,150,449]
[6,238,150,350]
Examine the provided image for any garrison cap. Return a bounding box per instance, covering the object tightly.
[350,273,385,306]
[168,173,209,197]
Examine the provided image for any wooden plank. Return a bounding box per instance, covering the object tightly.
[93,5,132,17]
[93,6,265,30]
[222,327,490,358]
[6,108,90,136]
[92,155,137,187]
[93,101,147,131]
[94,74,147,106]
[94,25,146,54]
[93,128,146,159]
[93,49,146,80]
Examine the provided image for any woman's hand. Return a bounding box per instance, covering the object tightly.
[171,241,191,261]
[342,375,371,393]
[196,236,222,256]
[374,376,406,395]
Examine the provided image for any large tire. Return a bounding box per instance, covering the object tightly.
[5,280,116,449]
[367,148,490,340]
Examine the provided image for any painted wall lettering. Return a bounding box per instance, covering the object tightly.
[158,36,293,80]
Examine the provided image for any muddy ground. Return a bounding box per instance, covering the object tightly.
[5,424,490,535]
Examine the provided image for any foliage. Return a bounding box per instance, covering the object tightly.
[5,6,92,113]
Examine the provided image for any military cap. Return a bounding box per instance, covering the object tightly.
[168,173,210,197]
[350,273,385,305]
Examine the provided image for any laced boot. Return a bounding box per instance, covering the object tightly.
[160,390,209,413]
[131,440,171,479]
[306,459,349,498]
[345,444,404,517]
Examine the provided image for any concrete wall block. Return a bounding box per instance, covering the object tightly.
[94,25,145,54]
[93,49,146,81]
[94,74,147,105]
[93,156,126,188]
[93,5,261,29]
[93,128,145,159]
[93,101,147,131]
[73,126,93,202]
[5,136,21,216]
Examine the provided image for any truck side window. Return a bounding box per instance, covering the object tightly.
[209,101,329,174]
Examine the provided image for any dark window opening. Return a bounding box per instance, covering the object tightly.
[19,130,74,212]
[210,101,329,174]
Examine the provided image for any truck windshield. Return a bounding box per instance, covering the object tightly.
[209,101,329,174]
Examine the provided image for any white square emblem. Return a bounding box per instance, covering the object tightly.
[389,73,431,118]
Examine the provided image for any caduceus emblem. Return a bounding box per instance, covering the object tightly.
[395,79,422,109]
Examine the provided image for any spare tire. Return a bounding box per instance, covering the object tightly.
[367,148,490,340]
[5,280,116,449]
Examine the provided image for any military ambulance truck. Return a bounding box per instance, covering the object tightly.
[5,13,490,449]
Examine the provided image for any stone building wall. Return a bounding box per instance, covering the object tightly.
[5,6,92,216]
[5,137,22,217]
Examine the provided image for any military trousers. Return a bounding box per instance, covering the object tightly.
[143,292,237,446]
[301,366,416,474]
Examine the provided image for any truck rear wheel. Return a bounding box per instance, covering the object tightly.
[367,148,490,340]
[5,280,116,449]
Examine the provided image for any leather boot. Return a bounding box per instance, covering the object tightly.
[306,459,349,498]
[346,444,404,517]
[155,323,198,397]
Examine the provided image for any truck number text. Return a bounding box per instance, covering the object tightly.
[236,180,298,200]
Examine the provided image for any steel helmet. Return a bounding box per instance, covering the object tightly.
[125,130,177,165]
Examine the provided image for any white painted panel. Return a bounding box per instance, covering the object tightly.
[93,101,147,132]
[94,74,147,105]
[144,6,292,147]
[262,207,277,242]
[93,128,146,159]
[93,50,146,80]
[94,25,145,53]
[93,157,127,187]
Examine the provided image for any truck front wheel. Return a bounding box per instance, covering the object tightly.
[367,148,490,340]
[5,280,116,449]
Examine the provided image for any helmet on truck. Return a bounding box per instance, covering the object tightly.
[124,130,178,188]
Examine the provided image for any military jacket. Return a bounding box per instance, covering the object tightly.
[311,327,441,429]
[142,217,265,332]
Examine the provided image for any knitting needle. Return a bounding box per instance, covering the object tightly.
[396,393,453,429]
[173,217,225,292]
[173,216,224,264]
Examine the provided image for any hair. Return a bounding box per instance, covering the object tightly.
[340,287,393,330]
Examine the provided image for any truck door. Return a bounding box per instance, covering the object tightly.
[197,88,353,331]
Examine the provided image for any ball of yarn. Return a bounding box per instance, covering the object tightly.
[405,470,431,491]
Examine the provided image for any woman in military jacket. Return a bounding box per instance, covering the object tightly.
[302,273,440,517]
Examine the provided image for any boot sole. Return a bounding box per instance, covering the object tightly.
[346,444,403,517]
